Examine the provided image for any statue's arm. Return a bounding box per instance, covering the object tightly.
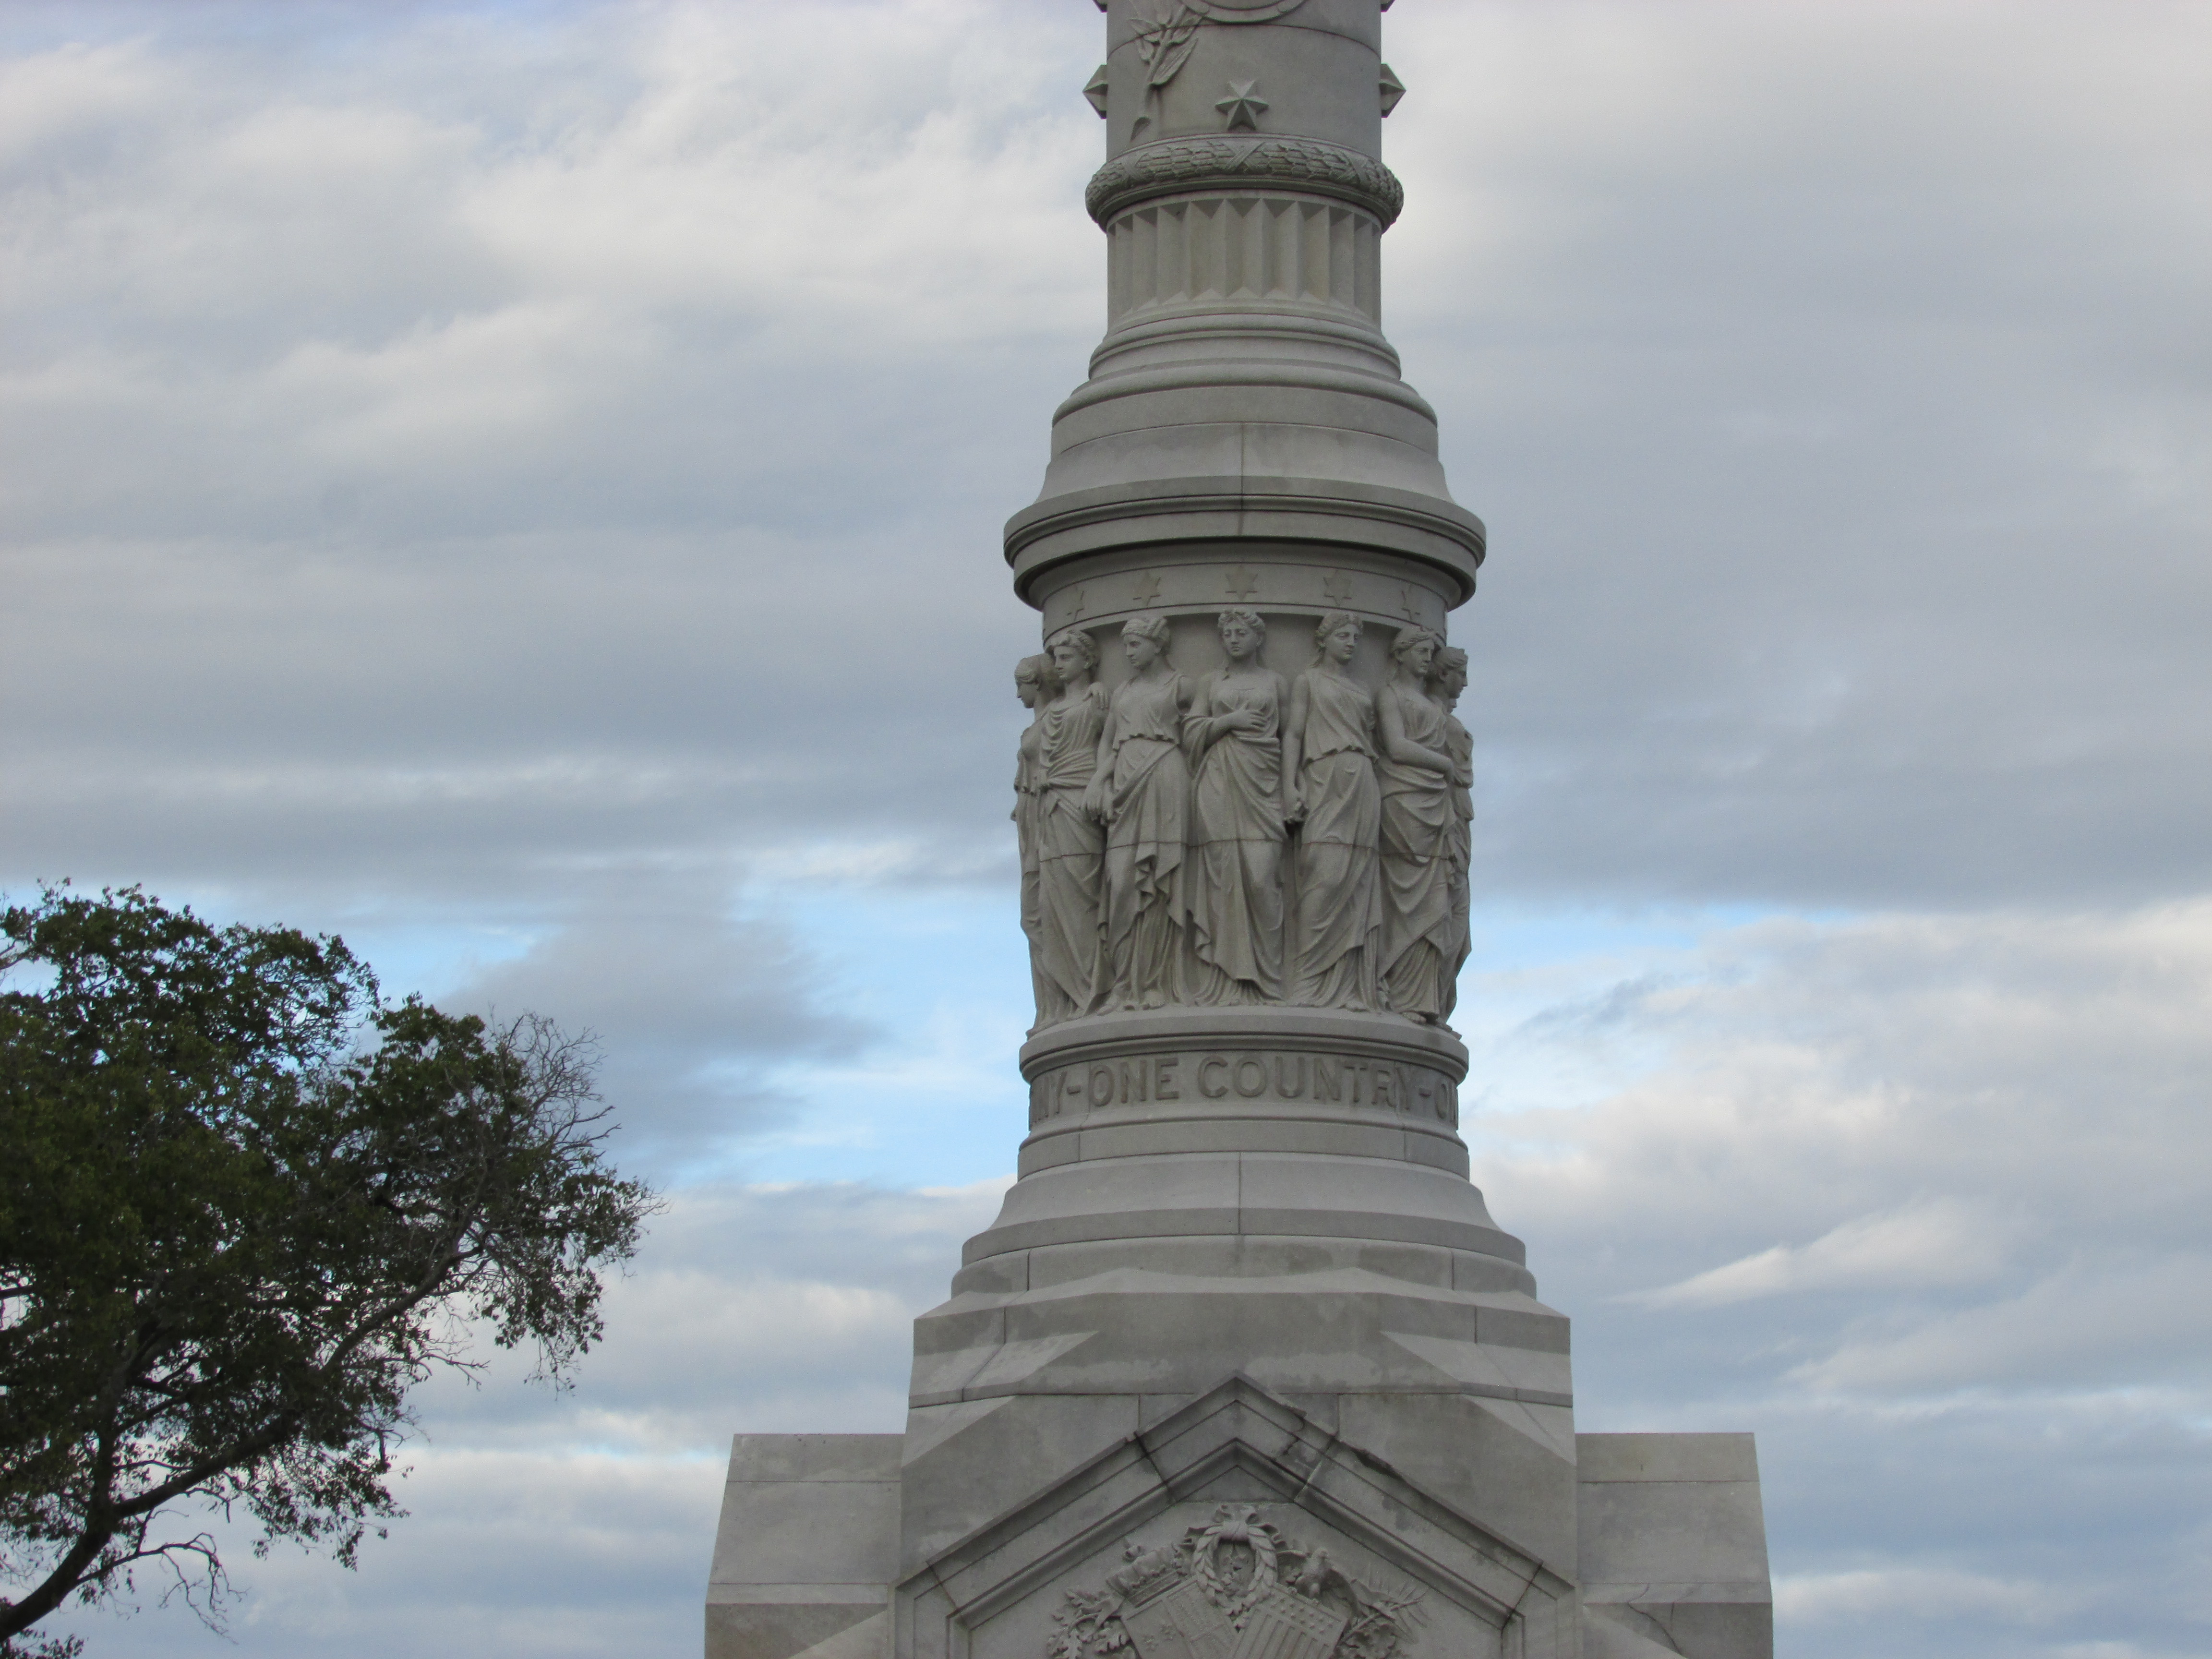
[1084,696,1118,820]
[1183,676,1218,758]
[1282,675,1309,823]
[1379,688,1452,773]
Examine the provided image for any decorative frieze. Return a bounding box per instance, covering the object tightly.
[1087,136,1405,229]
[1013,614,1472,1035]
[1048,1504,1424,1659]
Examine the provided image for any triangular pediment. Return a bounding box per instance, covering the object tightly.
[897,1377,1576,1659]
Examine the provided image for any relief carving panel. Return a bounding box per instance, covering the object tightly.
[1048,1506,1422,1659]
[1016,612,1474,1036]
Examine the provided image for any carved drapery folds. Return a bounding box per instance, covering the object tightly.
[1184,610,1289,1005]
[1014,652,1057,1022]
[1287,613,1385,1012]
[1095,614,1194,1012]
[1018,612,1476,1034]
[1032,630,1110,1027]
[1375,629,1457,1025]
[1429,647,1474,1026]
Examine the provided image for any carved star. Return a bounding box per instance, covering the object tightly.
[1320,569,1355,606]
[1130,569,1163,605]
[1397,584,1420,621]
[1214,81,1269,132]
[1082,64,1110,119]
[1224,565,1261,600]
[1065,585,1087,621]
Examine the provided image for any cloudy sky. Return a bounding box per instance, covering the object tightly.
[3,0,2208,1655]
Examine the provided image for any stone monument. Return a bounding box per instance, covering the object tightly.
[706,5,1773,1657]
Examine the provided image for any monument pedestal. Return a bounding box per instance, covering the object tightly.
[706,3,1771,1653]
[706,1417,1768,1659]
[707,1009,1770,1659]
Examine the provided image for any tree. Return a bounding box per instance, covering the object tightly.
[0,886,659,1655]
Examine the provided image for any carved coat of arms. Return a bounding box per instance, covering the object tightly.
[1047,1506,1421,1659]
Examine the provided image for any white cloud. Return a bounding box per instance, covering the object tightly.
[1635,1199,2019,1309]
[1776,1564,2086,1624]
[1474,902,2212,1289]
[1794,1255,2212,1395]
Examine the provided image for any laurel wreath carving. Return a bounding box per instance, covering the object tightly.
[1086,137,1405,228]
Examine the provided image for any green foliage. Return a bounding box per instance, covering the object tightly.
[0,886,659,1648]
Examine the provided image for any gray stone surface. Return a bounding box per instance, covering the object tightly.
[900,1380,1578,1659]
[704,6,1772,1656]
[707,1434,902,1659]
[1578,1434,1774,1659]
[1012,0,1482,632]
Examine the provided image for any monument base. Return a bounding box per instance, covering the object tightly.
[706,1393,1770,1659]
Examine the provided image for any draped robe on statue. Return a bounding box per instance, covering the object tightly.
[1033,683,1106,1025]
[1377,682,1458,1023]
[1290,668,1383,1010]
[1441,708,1474,1022]
[1015,712,1048,1018]
[1182,670,1287,1004]
[1103,673,1191,1010]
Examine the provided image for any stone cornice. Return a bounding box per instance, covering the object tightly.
[1086,135,1405,228]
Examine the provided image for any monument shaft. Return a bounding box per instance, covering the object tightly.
[709,8,1773,1659]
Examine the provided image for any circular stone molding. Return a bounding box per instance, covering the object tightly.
[1184,0,1310,17]
[1086,135,1405,228]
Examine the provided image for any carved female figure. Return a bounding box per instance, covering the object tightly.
[1012,652,1058,1024]
[1032,630,1108,1027]
[1428,645,1475,1023]
[1283,612,1383,1010]
[1375,628,1458,1024]
[1086,613,1193,1010]
[1182,609,1290,1004]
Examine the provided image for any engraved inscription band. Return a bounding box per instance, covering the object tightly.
[1029,1046,1459,1128]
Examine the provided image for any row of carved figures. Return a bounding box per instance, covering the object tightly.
[1013,609,1473,1031]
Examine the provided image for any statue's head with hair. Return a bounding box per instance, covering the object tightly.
[1430,645,1469,702]
[1122,612,1172,650]
[1217,608,1266,639]
[1315,611,1361,642]
[1390,626,1443,665]
[1047,628,1100,673]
